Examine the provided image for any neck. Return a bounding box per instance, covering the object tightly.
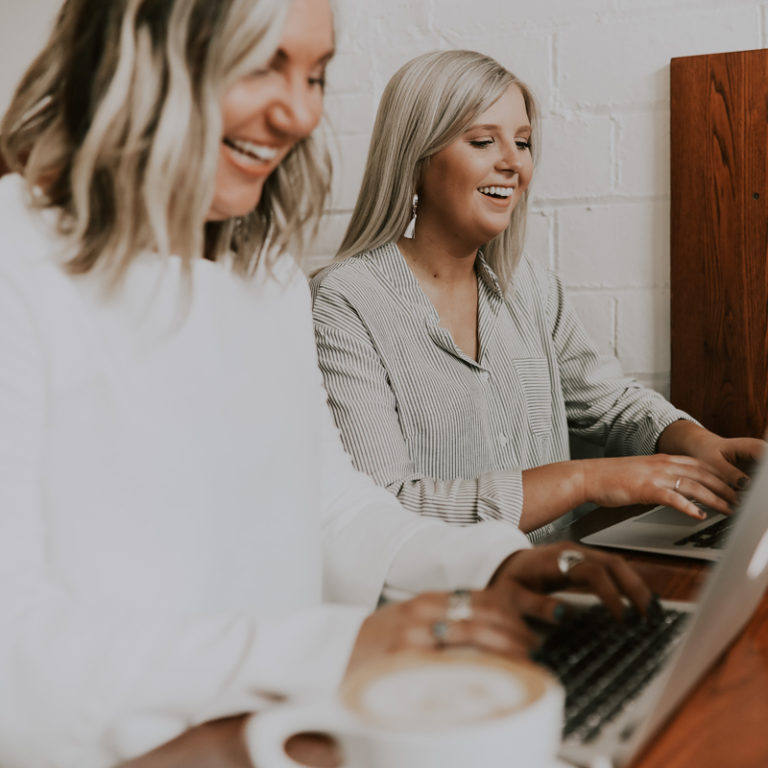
[397,229,479,286]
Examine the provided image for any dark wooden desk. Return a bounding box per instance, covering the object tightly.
[562,506,768,768]
[123,507,768,768]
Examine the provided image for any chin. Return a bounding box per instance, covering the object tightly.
[208,189,264,222]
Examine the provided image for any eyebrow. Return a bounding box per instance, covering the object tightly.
[272,48,336,66]
[464,123,532,134]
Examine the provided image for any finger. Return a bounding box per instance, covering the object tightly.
[702,452,751,491]
[595,552,653,615]
[672,478,733,516]
[723,437,765,466]
[564,561,626,620]
[436,618,535,657]
[676,463,739,504]
[461,596,540,645]
[507,586,569,626]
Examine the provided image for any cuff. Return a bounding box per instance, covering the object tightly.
[477,468,524,527]
[383,520,531,601]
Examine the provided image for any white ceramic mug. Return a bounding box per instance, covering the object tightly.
[246,651,564,768]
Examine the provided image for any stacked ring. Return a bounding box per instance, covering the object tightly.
[445,588,473,622]
[431,621,449,647]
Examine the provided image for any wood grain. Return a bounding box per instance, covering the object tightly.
[670,49,768,438]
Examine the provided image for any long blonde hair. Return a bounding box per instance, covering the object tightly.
[0,0,332,284]
[337,49,539,289]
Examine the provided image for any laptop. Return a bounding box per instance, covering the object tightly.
[538,448,768,767]
[580,501,733,561]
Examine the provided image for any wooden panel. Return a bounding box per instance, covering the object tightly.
[670,49,768,438]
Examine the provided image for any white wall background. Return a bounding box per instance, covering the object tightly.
[2,0,766,398]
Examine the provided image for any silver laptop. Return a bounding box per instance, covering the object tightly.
[580,502,732,561]
[546,450,768,767]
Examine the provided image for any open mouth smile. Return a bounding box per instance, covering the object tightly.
[223,137,279,164]
[477,186,516,199]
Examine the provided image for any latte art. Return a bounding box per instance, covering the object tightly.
[342,653,548,730]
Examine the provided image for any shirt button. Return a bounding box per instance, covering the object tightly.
[479,370,490,382]
[498,433,508,446]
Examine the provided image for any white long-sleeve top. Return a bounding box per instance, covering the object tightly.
[0,175,530,768]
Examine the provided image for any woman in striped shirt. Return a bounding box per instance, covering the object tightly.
[311,50,763,539]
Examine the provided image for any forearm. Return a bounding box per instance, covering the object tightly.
[118,716,340,768]
[519,461,588,532]
[656,419,713,455]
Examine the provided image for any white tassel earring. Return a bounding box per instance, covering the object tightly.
[403,193,418,239]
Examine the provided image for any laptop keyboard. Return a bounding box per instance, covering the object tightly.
[674,515,735,549]
[533,602,688,743]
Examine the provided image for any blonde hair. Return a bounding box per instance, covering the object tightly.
[0,0,332,284]
[337,49,539,289]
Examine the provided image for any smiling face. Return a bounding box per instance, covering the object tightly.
[207,0,334,221]
[416,84,533,251]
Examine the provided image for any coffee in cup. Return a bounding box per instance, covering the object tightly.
[246,650,564,768]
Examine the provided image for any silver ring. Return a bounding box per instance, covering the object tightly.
[674,477,682,492]
[557,549,586,577]
[431,621,449,647]
[445,589,473,622]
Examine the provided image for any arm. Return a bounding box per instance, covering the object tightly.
[543,268,692,456]
[0,270,368,768]
[513,263,739,522]
[312,281,526,529]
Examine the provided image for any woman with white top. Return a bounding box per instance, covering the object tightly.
[311,50,763,541]
[0,4,653,767]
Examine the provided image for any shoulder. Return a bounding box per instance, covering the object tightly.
[507,252,558,305]
[310,246,391,305]
[0,175,74,303]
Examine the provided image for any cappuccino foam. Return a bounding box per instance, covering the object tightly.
[343,654,547,730]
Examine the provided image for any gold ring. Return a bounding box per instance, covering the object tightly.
[674,477,682,492]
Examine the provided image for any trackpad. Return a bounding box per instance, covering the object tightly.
[634,505,704,527]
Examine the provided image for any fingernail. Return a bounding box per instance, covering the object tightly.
[553,603,567,623]
[738,477,750,490]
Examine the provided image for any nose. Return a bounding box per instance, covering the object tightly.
[268,78,321,139]
[497,140,525,173]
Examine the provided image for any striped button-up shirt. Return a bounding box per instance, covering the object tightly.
[311,243,690,541]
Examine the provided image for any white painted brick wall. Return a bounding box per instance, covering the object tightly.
[2,0,767,395]
[321,0,768,397]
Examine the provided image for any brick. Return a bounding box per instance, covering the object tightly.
[432,0,614,28]
[328,133,371,211]
[326,51,375,94]
[524,209,554,270]
[616,288,671,374]
[533,115,613,200]
[324,92,377,136]
[558,202,670,288]
[310,212,352,266]
[615,110,670,197]
[557,5,760,106]
[0,0,60,112]
[568,291,616,357]
[436,31,552,113]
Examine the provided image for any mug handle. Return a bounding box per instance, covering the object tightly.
[245,705,355,768]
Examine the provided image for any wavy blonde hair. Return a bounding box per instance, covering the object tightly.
[0,0,332,284]
[337,49,539,289]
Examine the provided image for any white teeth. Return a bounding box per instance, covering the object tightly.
[478,186,515,198]
[225,137,278,162]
